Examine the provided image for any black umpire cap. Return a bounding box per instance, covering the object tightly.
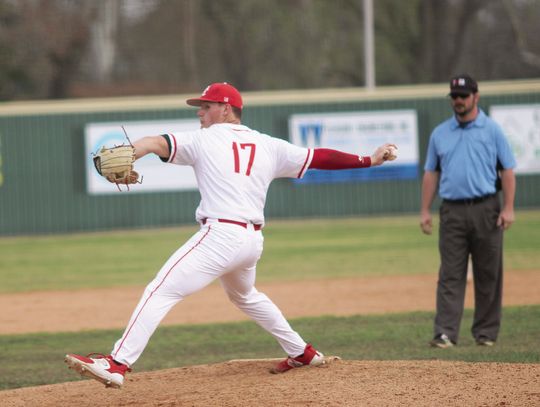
[449,74,478,95]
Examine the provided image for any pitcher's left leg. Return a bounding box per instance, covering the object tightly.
[220,266,308,357]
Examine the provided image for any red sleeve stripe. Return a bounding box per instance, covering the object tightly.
[297,148,313,178]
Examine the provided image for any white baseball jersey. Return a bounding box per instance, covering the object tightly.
[162,123,314,225]
[111,123,316,367]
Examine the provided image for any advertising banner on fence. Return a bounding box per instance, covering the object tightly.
[85,119,200,195]
[490,104,540,174]
[289,110,419,184]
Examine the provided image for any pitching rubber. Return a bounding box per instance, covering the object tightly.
[228,355,342,364]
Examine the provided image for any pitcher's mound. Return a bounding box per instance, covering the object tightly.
[1,359,538,406]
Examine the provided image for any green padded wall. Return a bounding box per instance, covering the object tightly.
[0,81,539,235]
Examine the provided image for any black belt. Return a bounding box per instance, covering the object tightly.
[443,193,496,205]
[202,218,262,231]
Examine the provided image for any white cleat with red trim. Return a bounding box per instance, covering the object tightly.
[64,353,131,388]
[270,344,325,374]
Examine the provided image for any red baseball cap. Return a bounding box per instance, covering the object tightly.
[186,82,243,109]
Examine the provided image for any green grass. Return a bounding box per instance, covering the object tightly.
[0,305,538,390]
[1,210,539,292]
[0,227,198,292]
[0,211,538,390]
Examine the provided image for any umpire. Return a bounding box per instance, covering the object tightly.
[420,74,516,348]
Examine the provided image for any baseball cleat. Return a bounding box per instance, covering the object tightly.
[270,344,325,374]
[64,353,131,389]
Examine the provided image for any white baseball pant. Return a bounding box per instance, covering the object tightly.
[111,219,307,366]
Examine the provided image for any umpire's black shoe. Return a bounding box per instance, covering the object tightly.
[429,334,455,348]
[476,337,495,347]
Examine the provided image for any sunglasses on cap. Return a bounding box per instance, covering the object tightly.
[450,93,472,100]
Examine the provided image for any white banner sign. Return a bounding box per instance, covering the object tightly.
[490,104,540,174]
[85,119,200,195]
[289,110,419,183]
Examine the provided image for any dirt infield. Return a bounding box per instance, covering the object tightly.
[1,270,539,406]
[2,360,539,407]
[1,270,539,335]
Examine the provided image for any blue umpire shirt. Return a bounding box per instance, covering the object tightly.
[424,109,516,200]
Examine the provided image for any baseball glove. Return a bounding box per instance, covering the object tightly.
[93,145,140,190]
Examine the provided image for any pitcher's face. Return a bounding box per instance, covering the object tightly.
[197,102,228,128]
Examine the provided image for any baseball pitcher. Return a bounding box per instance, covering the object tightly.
[65,82,397,388]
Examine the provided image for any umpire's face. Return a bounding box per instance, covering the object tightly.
[451,92,479,118]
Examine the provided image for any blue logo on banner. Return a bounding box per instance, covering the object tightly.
[299,123,322,147]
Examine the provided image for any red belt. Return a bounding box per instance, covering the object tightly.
[202,218,262,231]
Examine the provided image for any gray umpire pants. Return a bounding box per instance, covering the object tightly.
[434,194,503,344]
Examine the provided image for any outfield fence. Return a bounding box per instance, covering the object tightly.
[1,80,539,236]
